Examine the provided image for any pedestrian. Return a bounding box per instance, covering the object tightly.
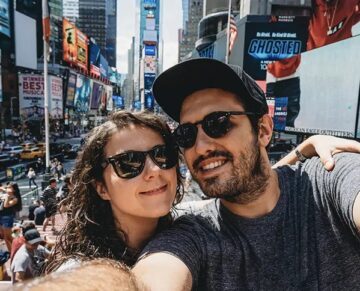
[28,200,40,221]
[11,229,50,283]
[56,163,64,180]
[10,222,36,263]
[40,178,58,232]
[0,182,22,252]
[133,58,360,290]
[36,158,44,174]
[27,168,38,190]
[34,201,46,226]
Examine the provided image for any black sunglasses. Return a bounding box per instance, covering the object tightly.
[173,111,259,149]
[101,144,178,179]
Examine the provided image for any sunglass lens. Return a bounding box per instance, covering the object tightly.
[174,124,197,148]
[114,152,145,178]
[152,145,177,169]
[203,112,231,138]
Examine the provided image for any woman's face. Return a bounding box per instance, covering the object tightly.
[97,125,177,222]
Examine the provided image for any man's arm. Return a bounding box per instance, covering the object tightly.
[353,192,360,231]
[133,253,192,291]
[274,135,360,170]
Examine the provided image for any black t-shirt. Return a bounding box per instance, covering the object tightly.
[28,205,38,220]
[141,153,360,290]
[34,206,46,225]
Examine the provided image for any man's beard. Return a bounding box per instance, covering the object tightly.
[191,139,270,204]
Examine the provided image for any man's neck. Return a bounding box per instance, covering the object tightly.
[221,169,280,219]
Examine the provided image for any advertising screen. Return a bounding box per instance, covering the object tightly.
[76,28,88,72]
[113,95,125,109]
[63,19,77,63]
[144,56,156,74]
[145,45,156,56]
[0,0,10,37]
[105,85,113,111]
[144,0,156,8]
[18,74,45,121]
[100,55,109,78]
[74,75,91,113]
[90,41,101,77]
[143,30,157,44]
[90,81,103,110]
[49,76,63,119]
[273,35,360,137]
[66,72,77,107]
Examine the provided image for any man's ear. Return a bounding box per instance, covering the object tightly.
[258,114,273,148]
[93,181,111,201]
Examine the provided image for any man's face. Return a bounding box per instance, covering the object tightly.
[179,88,270,203]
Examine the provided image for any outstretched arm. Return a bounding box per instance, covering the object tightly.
[273,135,360,170]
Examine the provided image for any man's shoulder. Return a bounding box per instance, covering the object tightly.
[12,245,30,262]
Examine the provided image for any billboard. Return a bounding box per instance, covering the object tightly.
[0,0,10,37]
[90,81,103,110]
[146,17,155,30]
[143,30,157,43]
[99,55,109,78]
[105,85,113,111]
[145,45,156,56]
[90,41,101,77]
[74,75,91,113]
[113,95,125,109]
[18,74,45,121]
[144,56,156,74]
[76,29,88,72]
[144,0,156,8]
[275,35,360,138]
[63,18,77,63]
[49,76,63,119]
[66,72,77,107]
[15,11,37,70]
[144,73,156,111]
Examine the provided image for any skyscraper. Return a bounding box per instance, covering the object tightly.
[63,0,79,24]
[178,0,203,62]
[78,0,117,67]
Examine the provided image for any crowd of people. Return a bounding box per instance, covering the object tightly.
[0,57,359,289]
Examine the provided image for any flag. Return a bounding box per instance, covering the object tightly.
[42,0,51,43]
[228,14,238,55]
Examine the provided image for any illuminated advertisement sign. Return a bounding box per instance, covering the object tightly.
[90,81,103,110]
[76,29,88,72]
[273,35,360,137]
[144,0,156,8]
[145,45,156,56]
[0,0,10,37]
[144,56,156,74]
[63,19,77,63]
[100,55,109,78]
[90,40,101,77]
[113,95,125,109]
[106,85,113,111]
[231,15,309,80]
[49,76,63,119]
[74,75,91,113]
[18,74,45,121]
[66,72,77,107]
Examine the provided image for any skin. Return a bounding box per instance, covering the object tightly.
[95,125,177,250]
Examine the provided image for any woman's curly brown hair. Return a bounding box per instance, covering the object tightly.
[46,111,184,272]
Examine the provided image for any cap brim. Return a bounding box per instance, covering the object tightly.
[153,58,256,122]
[27,237,43,245]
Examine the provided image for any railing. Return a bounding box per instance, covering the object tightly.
[18,188,40,220]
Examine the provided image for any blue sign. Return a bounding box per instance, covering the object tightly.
[144,0,156,8]
[144,73,156,90]
[113,95,125,109]
[144,92,154,111]
[133,100,141,110]
[273,97,288,131]
[0,0,10,37]
[145,45,156,56]
[99,55,109,78]
[248,39,301,61]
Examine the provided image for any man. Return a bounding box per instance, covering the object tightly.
[41,178,58,232]
[133,58,360,290]
[10,222,36,262]
[11,229,50,283]
[34,201,46,226]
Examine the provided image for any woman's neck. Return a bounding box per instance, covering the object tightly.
[115,215,159,250]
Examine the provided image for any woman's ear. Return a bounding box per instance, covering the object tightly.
[258,114,273,148]
[94,181,111,201]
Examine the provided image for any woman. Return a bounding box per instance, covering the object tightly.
[46,111,183,271]
[0,182,22,252]
[27,168,38,189]
[46,110,359,272]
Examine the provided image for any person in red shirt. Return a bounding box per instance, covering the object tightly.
[10,222,36,263]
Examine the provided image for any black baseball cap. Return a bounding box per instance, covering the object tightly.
[153,58,268,122]
[24,229,43,245]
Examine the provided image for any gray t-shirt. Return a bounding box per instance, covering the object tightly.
[11,244,50,283]
[141,153,360,290]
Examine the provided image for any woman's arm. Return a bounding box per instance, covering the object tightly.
[4,194,18,208]
[273,135,360,170]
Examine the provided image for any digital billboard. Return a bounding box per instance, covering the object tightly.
[273,35,360,138]
[100,55,109,78]
[74,75,91,113]
[0,0,10,37]
[145,45,156,56]
[76,29,88,72]
[63,18,77,63]
[90,81,103,110]
[105,85,113,111]
[66,72,77,107]
[143,0,156,8]
[49,76,63,119]
[18,74,45,121]
[144,56,156,74]
[113,95,125,109]
[90,41,101,77]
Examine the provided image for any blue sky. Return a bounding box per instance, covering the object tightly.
[116,0,183,74]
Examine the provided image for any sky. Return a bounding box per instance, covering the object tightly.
[116,0,183,74]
